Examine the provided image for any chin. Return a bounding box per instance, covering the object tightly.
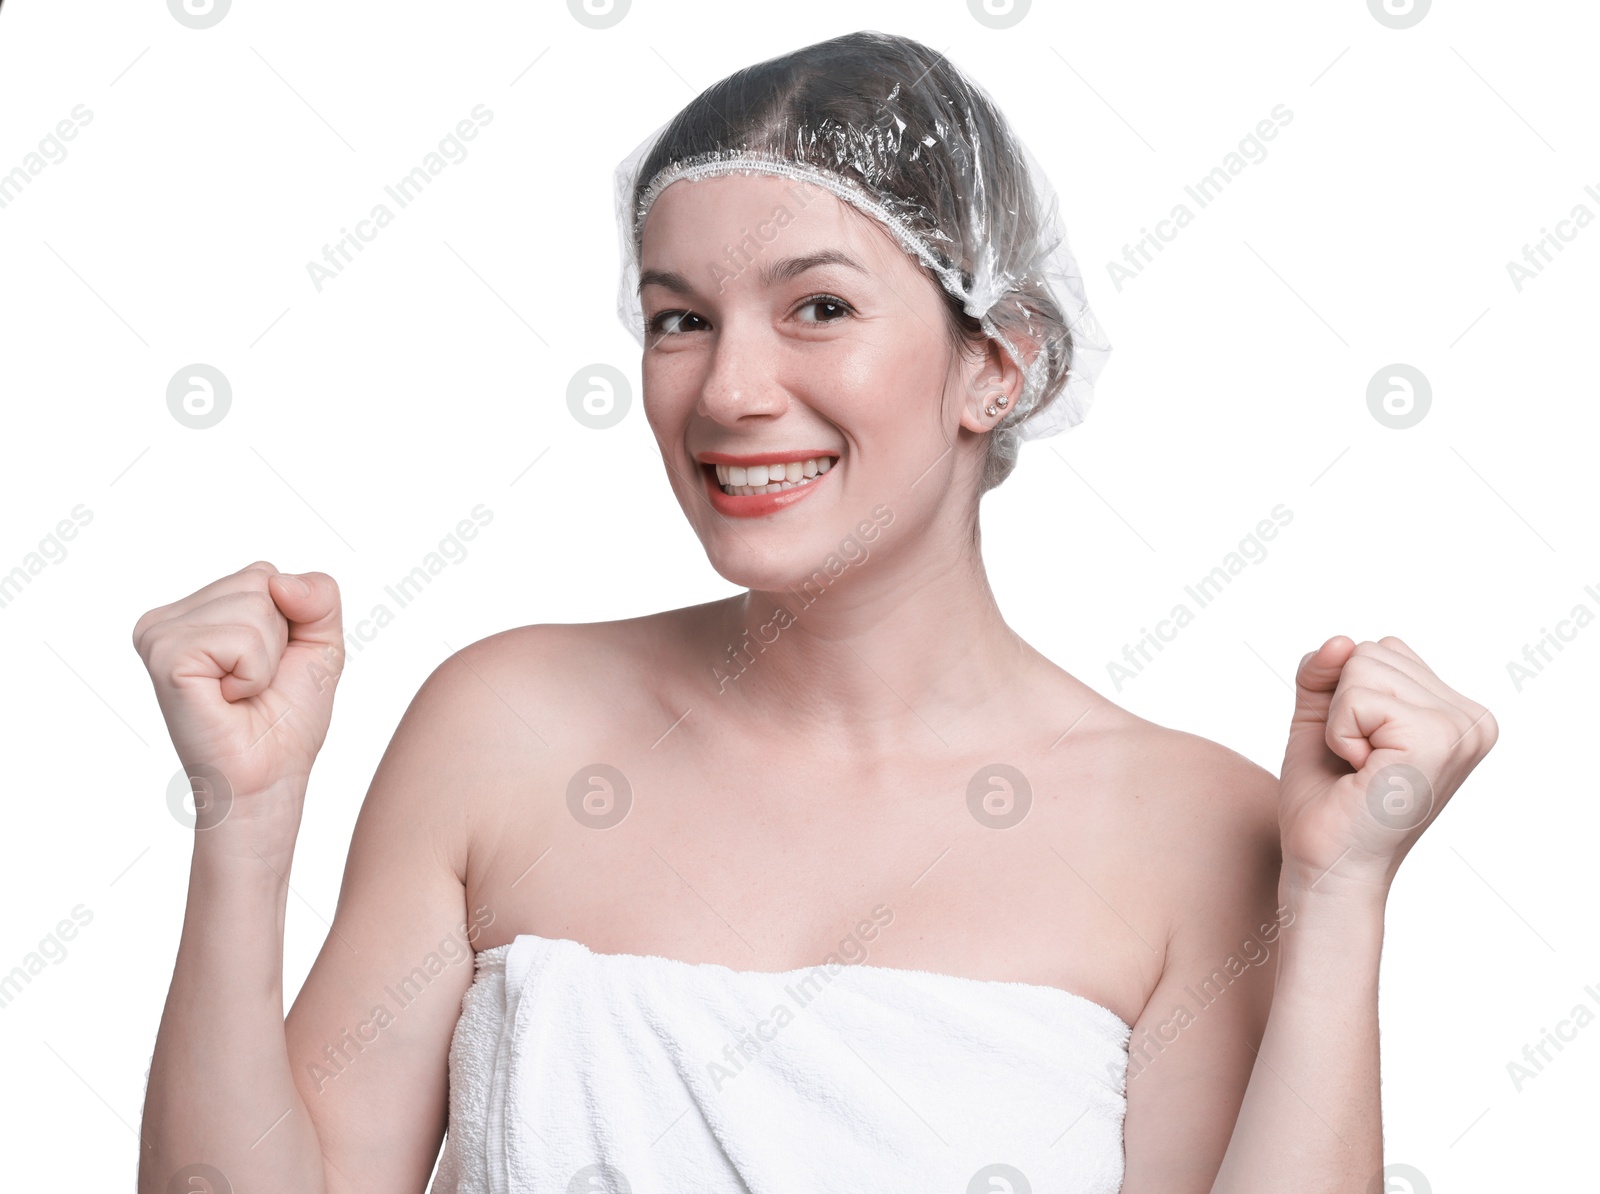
[698,538,822,594]
[696,505,897,597]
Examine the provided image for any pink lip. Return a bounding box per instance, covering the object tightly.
[698,454,838,519]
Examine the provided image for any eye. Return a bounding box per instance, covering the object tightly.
[793,294,853,324]
[646,309,709,337]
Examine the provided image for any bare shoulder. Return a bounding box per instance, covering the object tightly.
[1038,687,1283,938]
[1042,675,1280,845]
[1062,684,1279,830]
[417,605,714,809]
[1089,720,1287,1188]
[1124,718,1280,841]
[438,604,704,713]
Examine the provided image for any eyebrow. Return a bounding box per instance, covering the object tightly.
[637,250,869,296]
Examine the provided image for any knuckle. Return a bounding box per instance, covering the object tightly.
[237,591,285,631]
[136,620,171,659]
[1424,707,1456,736]
[142,637,178,682]
[244,589,279,616]
[132,603,171,640]
[1339,656,1378,684]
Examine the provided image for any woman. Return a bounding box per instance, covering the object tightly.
[135,30,1497,1194]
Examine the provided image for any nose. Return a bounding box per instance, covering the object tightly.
[696,317,788,427]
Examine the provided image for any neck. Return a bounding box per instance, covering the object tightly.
[701,515,1031,756]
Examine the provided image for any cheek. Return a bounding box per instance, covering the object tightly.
[641,354,701,429]
[857,337,940,435]
[641,391,689,473]
[808,334,948,434]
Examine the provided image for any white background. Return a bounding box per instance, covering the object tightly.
[0,0,1593,1189]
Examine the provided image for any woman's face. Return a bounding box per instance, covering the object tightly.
[637,172,996,591]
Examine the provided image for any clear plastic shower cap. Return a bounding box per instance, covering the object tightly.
[612,30,1111,488]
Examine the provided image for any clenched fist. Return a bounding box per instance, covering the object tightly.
[1278,635,1499,900]
[132,560,345,845]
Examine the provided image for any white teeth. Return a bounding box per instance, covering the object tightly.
[710,455,838,496]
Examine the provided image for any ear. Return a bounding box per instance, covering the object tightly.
[955,334,1031,435]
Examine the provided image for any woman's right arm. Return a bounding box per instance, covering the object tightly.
[134,561,485,1194]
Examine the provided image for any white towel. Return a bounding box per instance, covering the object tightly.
[431,933,1130,1194]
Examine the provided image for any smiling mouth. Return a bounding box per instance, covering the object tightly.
[711,455,837,496]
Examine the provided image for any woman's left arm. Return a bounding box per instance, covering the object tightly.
[1209,634,1499,1193]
